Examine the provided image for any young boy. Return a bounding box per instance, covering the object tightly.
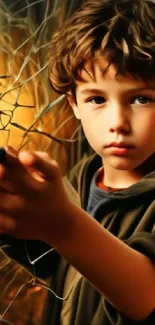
[0,0,155,324]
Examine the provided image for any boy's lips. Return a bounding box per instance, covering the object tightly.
[105,142,134,148]
[104,142,135,155]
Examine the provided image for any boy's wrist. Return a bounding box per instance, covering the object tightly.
[42,177,81,247]
[42,199,77,247]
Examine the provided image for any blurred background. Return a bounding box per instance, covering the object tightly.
[0,1,92,324]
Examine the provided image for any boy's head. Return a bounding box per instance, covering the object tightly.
[50,0,155,175]
[50,0,155,96]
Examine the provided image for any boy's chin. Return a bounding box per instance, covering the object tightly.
[103,156,139,171]
[105,154,155,173]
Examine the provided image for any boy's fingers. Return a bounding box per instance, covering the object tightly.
[0,148,61,193]
[0,213,16,233]
[0,146,19,166]
[19,151,61,181]
[0,191,24,217]
[0,148,38,193]
[0,162,27,194]
[5,146,18,156]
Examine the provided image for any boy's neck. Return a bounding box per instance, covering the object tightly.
[102,155,155,189]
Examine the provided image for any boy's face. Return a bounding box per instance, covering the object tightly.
[69,57,155,171]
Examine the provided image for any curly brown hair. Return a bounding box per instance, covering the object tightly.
[50,0,155,97]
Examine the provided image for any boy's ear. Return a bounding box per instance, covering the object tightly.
[67,93,81,119]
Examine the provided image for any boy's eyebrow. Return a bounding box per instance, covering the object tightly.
[124,86,155,93]
[79,89,105,95]
[79,86,155,95]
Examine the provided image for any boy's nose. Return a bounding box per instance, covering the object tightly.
[109,106,130,134]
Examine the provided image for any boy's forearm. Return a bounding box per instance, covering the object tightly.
[45,203,155,322]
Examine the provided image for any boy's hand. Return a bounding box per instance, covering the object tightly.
[0,147,72,243]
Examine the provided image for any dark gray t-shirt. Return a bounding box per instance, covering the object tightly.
[87,169,120,218]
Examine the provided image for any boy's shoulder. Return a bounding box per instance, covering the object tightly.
[68,153,155,194]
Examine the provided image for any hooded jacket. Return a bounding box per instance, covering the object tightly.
[1,154,155,325]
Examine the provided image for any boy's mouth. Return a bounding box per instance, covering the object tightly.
[105,142,134,148]
[104,142,135,155]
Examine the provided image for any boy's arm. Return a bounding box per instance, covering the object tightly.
[44,202,155,322]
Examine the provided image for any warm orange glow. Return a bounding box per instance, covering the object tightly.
[0,37,77,173]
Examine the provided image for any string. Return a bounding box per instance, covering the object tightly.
[24,240,78,301]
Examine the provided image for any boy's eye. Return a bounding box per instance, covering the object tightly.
[132,96,152,104]
[88,96,106,104]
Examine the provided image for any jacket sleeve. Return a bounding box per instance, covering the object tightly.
[103,299,155,325]
[125,231,155,264]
